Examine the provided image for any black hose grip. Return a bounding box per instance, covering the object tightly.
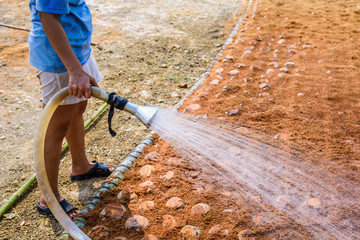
[107,93,128,110]
[106,93,129,137]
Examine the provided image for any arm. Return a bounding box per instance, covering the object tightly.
[38,12,98,99]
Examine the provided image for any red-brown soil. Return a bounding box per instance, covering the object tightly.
[82,0,360,239]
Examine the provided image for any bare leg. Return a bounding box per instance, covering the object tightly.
[66,101,94,175]
[67,101,114,176]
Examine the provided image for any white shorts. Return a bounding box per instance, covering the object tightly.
[37,55,102,105]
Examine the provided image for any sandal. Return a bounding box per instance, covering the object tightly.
[70,161,115,181]
[37,199,78,217]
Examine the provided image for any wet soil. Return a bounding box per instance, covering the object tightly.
[81,0,360,239]
[0,0,244,239]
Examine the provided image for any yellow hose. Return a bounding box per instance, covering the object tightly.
[33,86,110,240]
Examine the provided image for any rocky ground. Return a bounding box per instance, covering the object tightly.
[0,0,244,239]
[79,0,360,239]
[1,0,359,239]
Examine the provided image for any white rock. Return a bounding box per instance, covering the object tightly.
[284,62,296,67]
[241,50,253,58]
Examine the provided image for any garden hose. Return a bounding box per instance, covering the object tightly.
[34,86,158,239]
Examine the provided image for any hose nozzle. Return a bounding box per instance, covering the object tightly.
[90,86,158,135]
[123,102,158,127]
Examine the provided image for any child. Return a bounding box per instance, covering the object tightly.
[29,0,114,219]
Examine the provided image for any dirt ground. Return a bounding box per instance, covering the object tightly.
[0,0,245,239]
[80,0,360,239]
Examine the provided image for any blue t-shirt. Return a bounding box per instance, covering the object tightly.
[28,0,92,73]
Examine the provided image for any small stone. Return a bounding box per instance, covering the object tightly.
[138,201,155,211]
[162,215,176,228]
[99,203,126,219]
[87,225,109,239]
[302,45,311,49]
[192,185,205,193]
[189,171,200,178]
[297,92,304,96]
[214,68,223,74]
[244,46,255,50]
[225,108,240,116]
[209,225,228,237]
[241,50,253,58]
[266,68,275,76]
[117,188,131,203]
[186,104,201,112]
[160,171,174,180]
[178,83,188,88]
[234,63,246,68]
[223,209,234,213]
[166,197,184,209]
[249,65,262,70]
[0,136,6,140]
[274,133,289,140]
[278,39,286,44]
[140,181,154,193]
[269,62,279,68]
[125,215,149,230]
[287,44,298,49]
[289,49,298,54]
[228,69,240,75]
[167,157,181,165]
[280,67,290,73]
[129,192,138,203]
[139,165,152,178]
[145,151,161,161]
[238,229,252,240]
[141,235,158,240]
[253,215,264,225]
[114,237,127,240]
[210,79,220,85]
[160,64,168,68]
[303,198,322,208]
[284,62,296,67]
[223,55,235,62]
[259,83,270,90]
[140,90,150,98]
[257,36,263,41]
[191,203,210,214]
[249,40,257,46]
[181,225,201,239]
[259,92,270,98]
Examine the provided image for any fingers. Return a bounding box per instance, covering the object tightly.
[69,73,96,99]
[90,76,99,87]
[84,84,91,99]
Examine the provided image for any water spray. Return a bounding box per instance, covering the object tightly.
[33,86,158,240]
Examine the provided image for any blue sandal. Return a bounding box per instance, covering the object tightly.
[37,199,78,217]
[70,161,114,181]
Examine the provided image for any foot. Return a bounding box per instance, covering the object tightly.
[38,197,78,219]
[70,161,115,181]
[70,161,115,177]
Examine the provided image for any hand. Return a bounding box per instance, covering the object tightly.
[68,68,99,99]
